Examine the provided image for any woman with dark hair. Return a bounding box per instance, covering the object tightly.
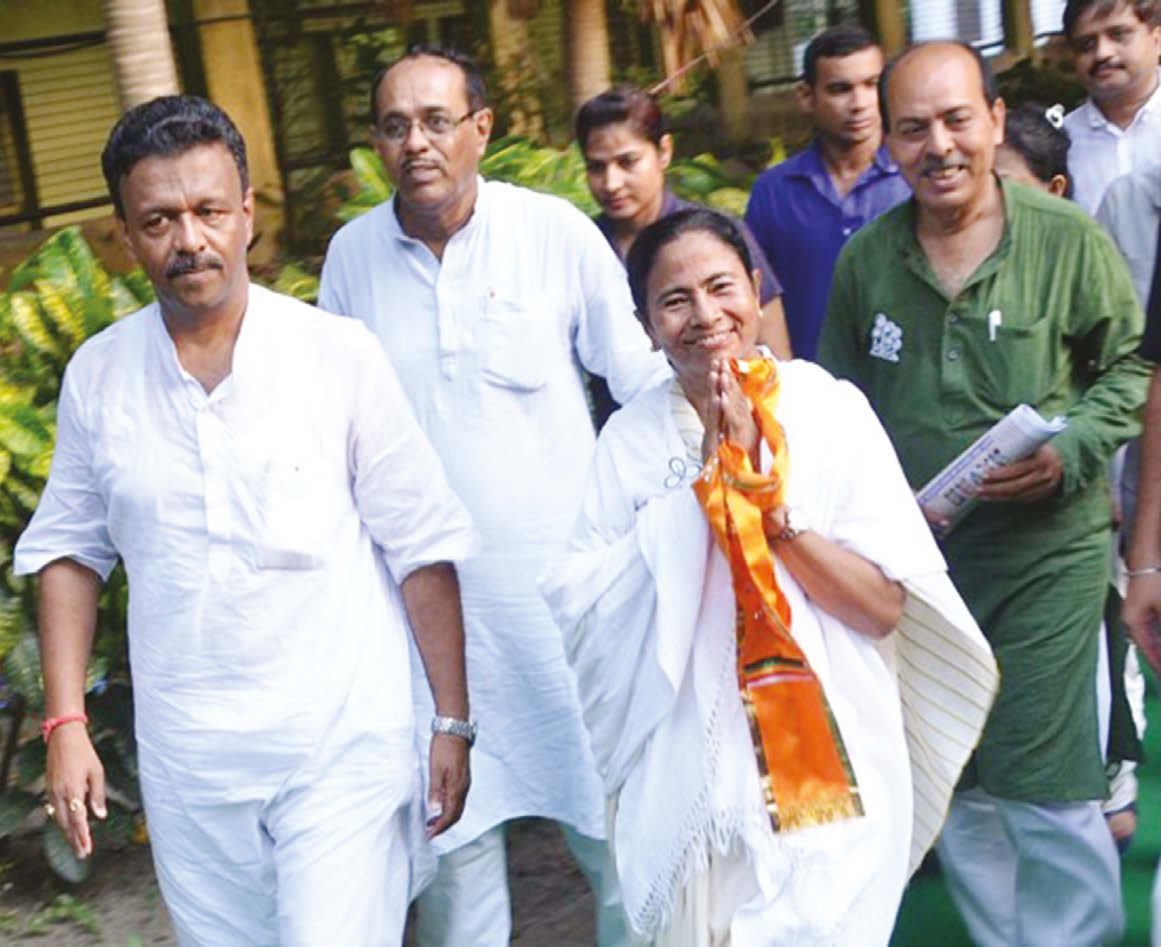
[576,87,791,359]
[542,209,996,945]
[994,102,1073,198]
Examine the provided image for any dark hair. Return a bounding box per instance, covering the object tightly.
[625,208,753,322]
[1002,103,1073,198]
[369,44,488,124]
[879,41,998,130]
[1063,0,1160,37]
[101,95,248,218]
[802,23,878,86]
[575,86,665,149]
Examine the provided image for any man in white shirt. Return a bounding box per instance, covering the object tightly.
[319,45,666,947]
[1063,0,1161,214]
[20,95,477,945]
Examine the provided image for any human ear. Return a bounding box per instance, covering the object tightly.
[794,80,814,116]
[990,96,1007,145]
[1048,175,1069,197]
[658,134,674,171]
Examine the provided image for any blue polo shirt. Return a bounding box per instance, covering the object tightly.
[745,140,909,360]
[595,191,783,305]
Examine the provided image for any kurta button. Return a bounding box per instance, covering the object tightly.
[947,349,960,361]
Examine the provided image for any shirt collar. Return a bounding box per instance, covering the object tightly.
[789,138,899,182]
[386,175,487,245]
[900,175,1014,299]
[148,284,257,404]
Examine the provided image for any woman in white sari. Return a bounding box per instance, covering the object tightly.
[541,209,999,946]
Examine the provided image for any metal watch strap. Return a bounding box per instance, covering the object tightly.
[431,715,477,746]
[776,507,810,542]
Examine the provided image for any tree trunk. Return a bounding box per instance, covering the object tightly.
[857,0,906,56]
[489,0,546,138]
[193,0,285,260]
[566,0,612,110]
[717,46,749,143]
[1002,0,1036,60]
[101,0,180,111]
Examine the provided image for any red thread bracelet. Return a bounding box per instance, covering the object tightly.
[41,713,88,743]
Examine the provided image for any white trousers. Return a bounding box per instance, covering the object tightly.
[937,788,1123,947]
[141,733,415,947]
[413,820,629,946]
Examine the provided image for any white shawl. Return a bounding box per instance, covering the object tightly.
[540,360,998,940]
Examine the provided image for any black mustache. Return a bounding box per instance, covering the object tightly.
[1091,59,1122,76]
[921,160,962,173]
[166,255,223,279]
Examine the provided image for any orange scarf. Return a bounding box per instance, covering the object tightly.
[692,356,862,832]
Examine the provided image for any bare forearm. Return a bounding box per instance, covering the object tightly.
[401,562,469,719]
[758,297,792,361]
[38,559,101,716]
[774,531,904,639]
[1130,370,1161,569]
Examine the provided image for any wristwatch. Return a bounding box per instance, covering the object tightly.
[432,715,478,746]
[775,506,811,542]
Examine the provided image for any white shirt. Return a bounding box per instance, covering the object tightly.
[1097,160,1161,305]
[15,285,476,799]
[1065,69,1161,215]
[319,179,669,849]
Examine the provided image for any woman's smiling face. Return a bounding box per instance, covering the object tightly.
[644,229,763,382]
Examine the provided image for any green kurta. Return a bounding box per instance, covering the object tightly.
[818,178,1149,802]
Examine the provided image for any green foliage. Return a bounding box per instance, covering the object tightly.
[271,263,320,304]
[0,228,144,882]
[335,135,766,225]
[22,893,100,936]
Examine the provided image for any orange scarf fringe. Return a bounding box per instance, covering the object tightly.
[692,356,862,833]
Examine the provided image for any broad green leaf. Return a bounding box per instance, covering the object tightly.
[272,265,319,304]
[34,280,87,352]
[0,594,24,660]
[17,738,45,789]
[705,187,749,217]
[349,147,393,203]
[0,402,52,457]
[120,270,155,306]
[3,630,43,707]
[8,293,62,359]
[43,826,93,883]
[0,790,39,837]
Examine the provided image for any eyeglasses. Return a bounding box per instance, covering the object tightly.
[376,110,478,143]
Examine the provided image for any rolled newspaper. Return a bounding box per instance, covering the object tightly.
[916,404,1067,534]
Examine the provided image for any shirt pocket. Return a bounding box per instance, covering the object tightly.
[978,315,1055,409]
[251,452,328,571]
[481,296,551,392]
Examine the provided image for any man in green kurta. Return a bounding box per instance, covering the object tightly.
[819,42,1147,946]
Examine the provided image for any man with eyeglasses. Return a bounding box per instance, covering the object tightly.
[319,45,665,947]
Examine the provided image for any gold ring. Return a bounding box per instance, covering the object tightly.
[67,798,83,813]
[43,803,55,819]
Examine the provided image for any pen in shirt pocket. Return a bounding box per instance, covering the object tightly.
[987,310,1002,342]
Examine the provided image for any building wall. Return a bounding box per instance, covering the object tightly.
[0,0,121,230]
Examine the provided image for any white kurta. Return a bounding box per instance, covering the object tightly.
[14,284,476,864]
[319,179,669,849]
[1065,70,1161,215]
[541,361,999,944]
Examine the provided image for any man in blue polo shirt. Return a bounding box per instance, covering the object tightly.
[745,23,909,360]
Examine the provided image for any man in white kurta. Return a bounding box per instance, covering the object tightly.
[542,359,998,945]
[21,95,477,946]
[318,47,667,945]
[1062,0,1161,214]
